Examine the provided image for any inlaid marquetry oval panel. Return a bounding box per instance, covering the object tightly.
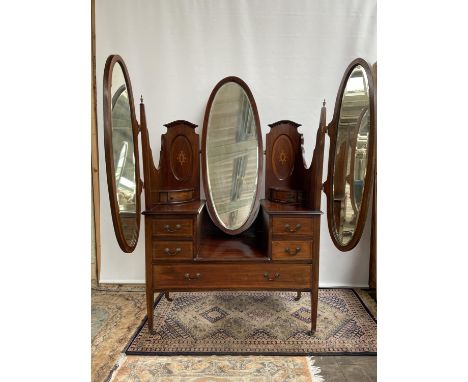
[170,135,193,181]
[272,134,294,180]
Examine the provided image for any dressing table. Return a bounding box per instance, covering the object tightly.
[102,56,376,335]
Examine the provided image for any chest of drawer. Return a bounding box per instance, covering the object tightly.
[152,218,193,237]
[271,240,312,261]
[153,264,311,290]
[152,240,193,261]
[271,217,313,236]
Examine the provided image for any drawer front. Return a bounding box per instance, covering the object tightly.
[272,217,313,236]
[153,264,311,289]
[158,190,194,203]
[271,240,312,261]
[152,241,193,260]
[152,218,193,237]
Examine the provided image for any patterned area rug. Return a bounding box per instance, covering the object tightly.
[112,355,322,382]
[125,289,376,355]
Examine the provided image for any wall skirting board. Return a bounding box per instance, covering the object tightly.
[98,280,146,285]
[97,280,369,288]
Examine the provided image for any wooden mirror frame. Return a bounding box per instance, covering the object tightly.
[324,58,376,252]
[201,76,263,235]
[103,54,142,253]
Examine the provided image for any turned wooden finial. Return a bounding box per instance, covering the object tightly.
[322,99,326,107]
[140,95,144,103]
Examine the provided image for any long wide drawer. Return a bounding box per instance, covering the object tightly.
[153,264,311,289]
[152,241,193,260]
[271,240,312,260]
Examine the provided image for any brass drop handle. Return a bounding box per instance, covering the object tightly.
[263,272,280,281]
[164,247,181,256]
[284,223,301,233]
[285,246,301,256]
[184,272,201,280]
[164,223,181,232]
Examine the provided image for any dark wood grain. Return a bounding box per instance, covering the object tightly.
[265,120,307,203]
[272,217,314,236]
[152,240,193,261]
[153,264,312,290]
[152,218,194,237]
[271,240,313,260]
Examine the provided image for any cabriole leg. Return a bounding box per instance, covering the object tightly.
[294,291,302,301]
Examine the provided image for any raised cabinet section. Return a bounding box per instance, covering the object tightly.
[143,200,205,263]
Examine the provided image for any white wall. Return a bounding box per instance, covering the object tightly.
[96,0,376,286]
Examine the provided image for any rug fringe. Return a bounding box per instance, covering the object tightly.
[307,356,324,382]
[106,353,126,382]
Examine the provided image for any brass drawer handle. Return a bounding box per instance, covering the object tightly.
[285,246,301,256]
[184,272,201,280]
[263,272,280,281]
[164,223,181,232]
[284,223,301,233]
[164,247,181,256]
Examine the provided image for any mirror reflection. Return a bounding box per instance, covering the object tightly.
[332,65,370,245]
[206,82,259,231]
[111,64,137,246]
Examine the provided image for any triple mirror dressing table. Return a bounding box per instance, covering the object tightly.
[102,56,376,335]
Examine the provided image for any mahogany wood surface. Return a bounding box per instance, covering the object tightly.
[153,264,312,290]
[272,217,314,236]
[157,120,200,203]
[261,199,322,215]
[152,240,193,261]
[265,121,307,198]
[143,200,204,215]
[152,218,194,238]
[271,240,313,261]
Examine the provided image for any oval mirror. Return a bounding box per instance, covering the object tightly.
[103,55,141,252]
[202,77,263,235]
[325,59,375,251]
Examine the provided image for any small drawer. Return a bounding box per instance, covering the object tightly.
[271,240,312,260]
[272,217,313,236]
[152,241,193,260]
[152,218,193,237]
[158,189,194,204]
[153,264,311,290]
